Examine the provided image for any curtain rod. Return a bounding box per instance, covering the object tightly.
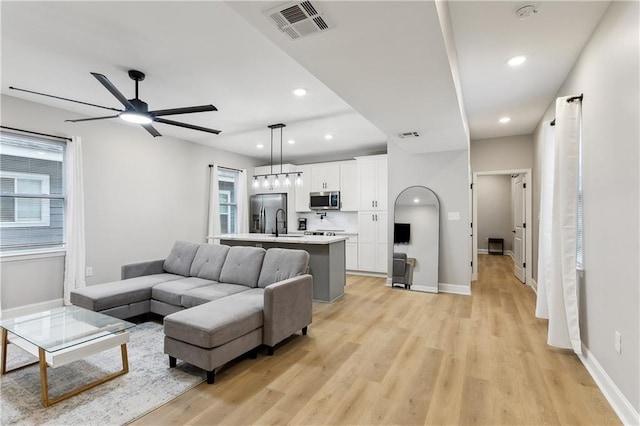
[549,94,583,126]
[0,125,72,141]
[208,164,243,173]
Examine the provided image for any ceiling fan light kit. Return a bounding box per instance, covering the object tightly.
[252,123,303,189]
[10,69,220,137]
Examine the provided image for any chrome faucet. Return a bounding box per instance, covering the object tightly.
[275,208,286,237]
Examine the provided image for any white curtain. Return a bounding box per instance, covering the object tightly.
[63,136,86,305]
[237,169,249,233]
[535,96,582,354]
[207,164,221,244]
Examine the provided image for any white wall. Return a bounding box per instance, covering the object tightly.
[1,95,258,310]
[388,141,469,290]
[477,175,512,252]
[532,1,639,415]
[470,134,533,172]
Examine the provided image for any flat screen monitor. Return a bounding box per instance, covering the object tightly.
[394,223,410,244]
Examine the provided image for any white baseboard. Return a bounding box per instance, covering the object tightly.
[410,284,438,294]
[578,344,640,425]
[478,249,488,254]
[349,271,387,278]
[529,278,538,293]
[439,283,471,296]
[1,298,64,319]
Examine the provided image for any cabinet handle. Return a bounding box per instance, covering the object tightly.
[372,214,374,221]
[371,200,374,208]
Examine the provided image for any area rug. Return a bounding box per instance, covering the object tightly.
[0,321,205,425]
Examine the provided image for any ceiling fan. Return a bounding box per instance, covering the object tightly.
[9,70,221,137]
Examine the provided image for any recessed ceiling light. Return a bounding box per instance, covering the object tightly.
[324,134,333,140]
[507,56,527,67]
[256,144,264,149]
[414,198,420,203]
[292,88,307,97]
[499,117,511,124]
[288,139,295,145]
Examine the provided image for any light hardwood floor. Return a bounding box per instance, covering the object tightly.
[134,254,619,425]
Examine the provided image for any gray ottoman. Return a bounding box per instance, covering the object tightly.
[163,291,264,384]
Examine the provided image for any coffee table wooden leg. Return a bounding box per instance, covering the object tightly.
[121,343,129,373]
[40,343,130,407]
[39,348,50,407]
[1,328,7,374]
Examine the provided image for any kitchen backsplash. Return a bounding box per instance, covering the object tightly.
[296,211,359,233]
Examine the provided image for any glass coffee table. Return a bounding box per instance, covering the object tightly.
[0,306,135,407]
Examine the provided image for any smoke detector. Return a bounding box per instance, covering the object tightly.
[515,4,539,19]
[397,131,421,139]
[265,1,333,41]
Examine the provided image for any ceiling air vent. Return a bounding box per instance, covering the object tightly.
[398,131,421,139]
[266,1,333,41]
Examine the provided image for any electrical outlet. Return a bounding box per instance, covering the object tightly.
[614,331,622,354]
[85,266,93,277]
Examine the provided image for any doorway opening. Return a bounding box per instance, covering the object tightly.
[471,169,532,286]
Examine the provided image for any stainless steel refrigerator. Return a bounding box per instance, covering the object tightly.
[250,193,287,234]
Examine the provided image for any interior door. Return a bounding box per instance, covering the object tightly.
[513,175,526,283]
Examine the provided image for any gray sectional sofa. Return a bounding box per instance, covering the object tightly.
[70,241,313,384]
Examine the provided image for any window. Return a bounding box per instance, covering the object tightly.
[218,169,238,234]
[0,131,66,253]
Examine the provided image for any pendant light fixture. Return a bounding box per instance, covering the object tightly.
[252,123,303,189]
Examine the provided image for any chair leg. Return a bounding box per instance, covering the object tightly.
[266,346,274,356]
[169,356,176,368]
[207,370,215,384]
[302,326,308,336]
[249,348,258,359]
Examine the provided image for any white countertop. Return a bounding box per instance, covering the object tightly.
[214,233,347,245]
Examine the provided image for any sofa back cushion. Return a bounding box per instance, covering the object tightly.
[258,248,310,288]
[190,244,230,281]
[163,241,200,276]
[218,246,266,288]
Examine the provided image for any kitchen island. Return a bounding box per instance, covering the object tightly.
[215,233,346,302]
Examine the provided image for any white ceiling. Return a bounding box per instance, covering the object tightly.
[1,1,611,162]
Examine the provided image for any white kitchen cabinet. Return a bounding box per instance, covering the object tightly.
[357,211,388,273]
[345,234,358,270]
[294,164,312,212]
[357,155,387,211]
[310,163,340,192]
[339,161,359,211]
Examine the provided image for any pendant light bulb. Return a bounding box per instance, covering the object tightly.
[295,172,303,187]
[253,177,259,188]
[284,174,291,187]
[263,176,270,188]
[274,175,280,188]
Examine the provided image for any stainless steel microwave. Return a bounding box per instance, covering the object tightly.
[310,191,341,210]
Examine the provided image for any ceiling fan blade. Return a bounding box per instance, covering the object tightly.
[149,104,218,117]
[65,115,120,123]
[9,86,122,112]
[154,118,221,135]
[91,72,135,110]
[141,124,162,137]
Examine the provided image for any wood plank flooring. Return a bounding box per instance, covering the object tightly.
[133,254,619,425]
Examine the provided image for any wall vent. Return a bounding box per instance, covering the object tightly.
[397,131,421,139]
[265,1,333,41]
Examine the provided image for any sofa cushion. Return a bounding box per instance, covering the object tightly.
[71,273,183,311]
[164,293,264,349]
[181,283,250,308]
[258,248,310,288]
[152,277,217,306]
[189,244,230,281]
[218,246,266,288]
[163,241,200,276]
